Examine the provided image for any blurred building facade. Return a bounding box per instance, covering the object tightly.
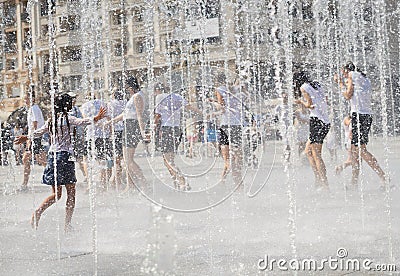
[0,0,399,130]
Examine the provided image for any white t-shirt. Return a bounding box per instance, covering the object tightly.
[108,99,126,131]
[301,83,330,124]
[350,71,372,114]
[27,104,45,135]
[154,93,187,127]
[81,99,109,139]
[217,86,244,126]
[123,91,144,120]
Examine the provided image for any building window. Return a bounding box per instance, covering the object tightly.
[62,75,82,91]
[4,3,16,26]
[267,0,278,16]
[133,7,144,22]
[23,28,32,49]
[41,24,49,38]
[61,46,82,62]
[363,6,372,22]
[93,78,104,90]
[113,40,127,56]
[186,0,220,20]
[268,27,281,44]
[5,31,17,53]
[302,2,313,20]
[136,38,146,54]
[205,0,220,18]
[207,36,221,45]
[20,1,29,22]
[288,2,298,17]
[40,0,55,16]
[42,54,50,73]
[291,31,300,47]
[59,15,80,32]
[110,9,124,25]
[6,58,17,70]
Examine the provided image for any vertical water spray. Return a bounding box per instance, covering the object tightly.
[373,0,394,262]
[79,0,104,273]
[279,0,298,267]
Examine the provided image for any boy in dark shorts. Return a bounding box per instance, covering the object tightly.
[19,89,47,192]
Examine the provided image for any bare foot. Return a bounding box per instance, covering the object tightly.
[64,224,73,234]
[335,165,343,175]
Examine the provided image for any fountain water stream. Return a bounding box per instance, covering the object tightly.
[0,0,399,274]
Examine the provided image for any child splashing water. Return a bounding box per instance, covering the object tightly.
[14,93,107,232]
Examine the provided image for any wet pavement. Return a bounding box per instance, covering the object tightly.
[1,139,399,275]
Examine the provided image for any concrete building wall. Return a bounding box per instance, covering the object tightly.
[0,0,399,119]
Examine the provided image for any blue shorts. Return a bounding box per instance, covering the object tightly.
[206,128,218,142]
[42,151,77,186]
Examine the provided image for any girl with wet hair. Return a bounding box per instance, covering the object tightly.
[335,62,390,190]
[14,93,107,232]
[294,71,331,190]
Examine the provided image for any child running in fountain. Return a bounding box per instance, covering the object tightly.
[14,93,107,232]
[335,115,352,175]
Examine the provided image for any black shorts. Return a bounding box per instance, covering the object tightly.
[74,138,87,158]
[351,113,372,146]
[29,138,44,155]
[309,117,330,144]
[110,130,123,156]
[87,138,112,160]
[160,126,182,153]
[123,119,142,148]
[218,125,242,146]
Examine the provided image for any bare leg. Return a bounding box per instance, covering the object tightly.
[351,145,361,186]
[35,151,47,166]
[123,147,147,190]
[305,141,321,185]
[220,145,230,182]
[231,146,243,186]
[311,143,328,187]
[163,152,186,188]
[113,157,123,191]
[32,185,62,229]
[298,142,306,157]
[99,166,107,191]
[21,151,32,187]
[77,157,88,182]
[360,145,386,183]
[65,184,75,231]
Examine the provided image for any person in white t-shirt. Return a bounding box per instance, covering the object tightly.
[335,61,389,190]
[107,88,126,191]
[19,89,47,192]
[106,76,148,194]
[81,94,111,192]
[294,71,330,190]
[213,74,246,187]
[154,86,200,191]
